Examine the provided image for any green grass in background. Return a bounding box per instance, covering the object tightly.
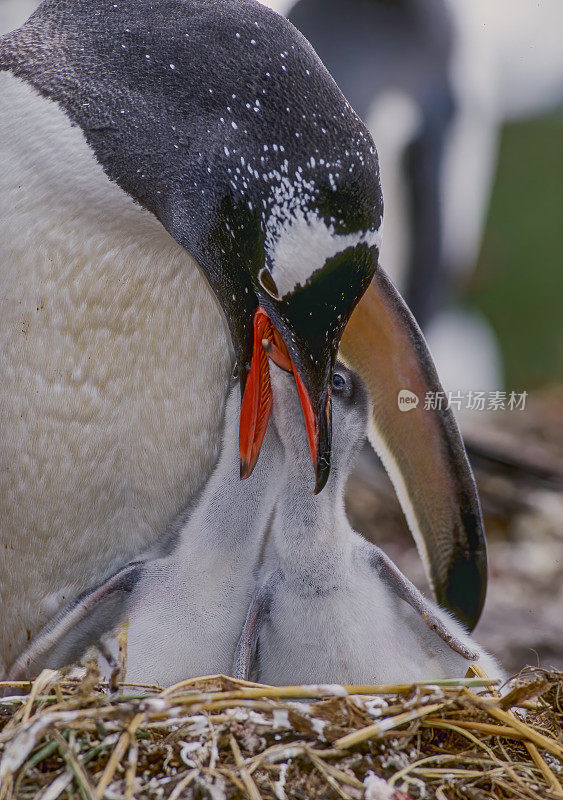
[466,114,563,391]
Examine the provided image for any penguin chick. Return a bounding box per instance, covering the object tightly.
[8,374,283,685]
[235,362,503,685]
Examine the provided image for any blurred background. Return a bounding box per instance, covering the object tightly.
[2,0,562,674]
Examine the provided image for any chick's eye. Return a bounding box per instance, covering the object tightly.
[332,372,347,391]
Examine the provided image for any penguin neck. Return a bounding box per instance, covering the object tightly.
[177,419,281,559]
[272,459,351,588]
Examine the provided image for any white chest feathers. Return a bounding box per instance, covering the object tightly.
[0,73,232,671]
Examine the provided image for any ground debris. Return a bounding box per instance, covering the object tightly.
[0,668,561,799]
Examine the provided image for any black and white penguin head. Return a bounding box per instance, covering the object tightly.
[0,0,381,491]
[270,359,368,490]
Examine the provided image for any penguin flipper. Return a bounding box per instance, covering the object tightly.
[368,547,478,661]
[233,571,280,682]
[7,561,145,681]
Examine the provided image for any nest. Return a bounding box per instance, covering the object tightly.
[0,667,562,800]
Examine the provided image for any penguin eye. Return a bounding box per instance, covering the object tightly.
[332,371,348,392]
[258,268,280,299]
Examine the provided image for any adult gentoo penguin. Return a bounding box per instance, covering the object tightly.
[0,0,484,673]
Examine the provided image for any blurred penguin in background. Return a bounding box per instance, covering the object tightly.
[263,0,563,397]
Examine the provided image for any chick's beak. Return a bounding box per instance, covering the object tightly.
[239,307,330,491]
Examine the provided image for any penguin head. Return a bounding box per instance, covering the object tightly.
[244,147,381,493]
[269,359,367,492]
[223,143,381,493]
[162,2,384,492]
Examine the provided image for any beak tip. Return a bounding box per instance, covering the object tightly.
[240,459,251,480]
[313,460,330,495]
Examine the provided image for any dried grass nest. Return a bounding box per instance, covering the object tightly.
[0,666,562,800]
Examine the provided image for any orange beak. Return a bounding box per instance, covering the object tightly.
[239,307,319,480]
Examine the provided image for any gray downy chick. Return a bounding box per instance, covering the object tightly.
[235,361,503,685]
[8,374,282,685]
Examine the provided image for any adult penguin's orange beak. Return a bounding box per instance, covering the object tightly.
[239,308,321,486]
